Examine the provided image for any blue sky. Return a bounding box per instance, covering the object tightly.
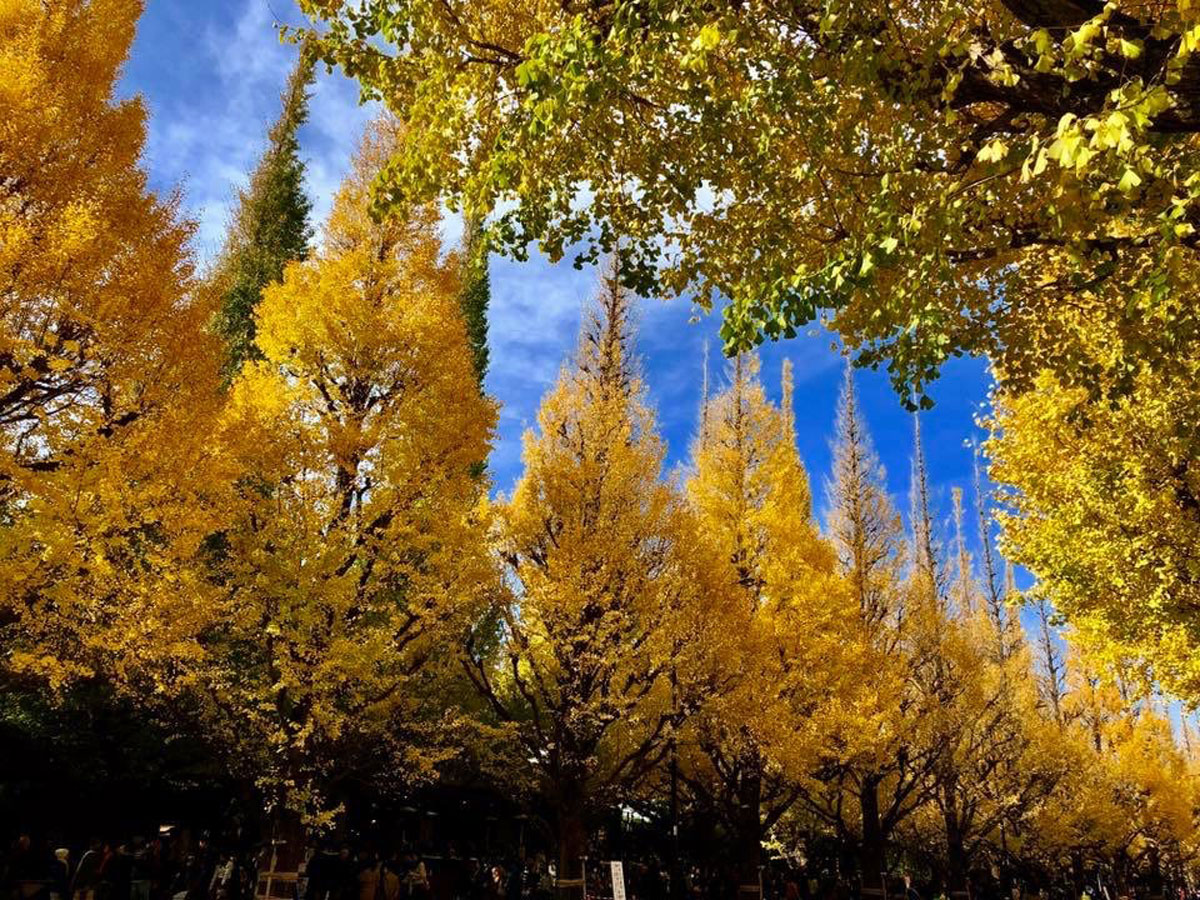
[120,0,996,547]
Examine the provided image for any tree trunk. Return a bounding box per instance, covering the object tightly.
[734,766,764,900]
[1147,846,1165,900]
[256,808,306,900]
[945,833,969,900]
[859,776,887,900]
[669,750,682,900]
[1070,850,1086,900]
[555,792,588,900]
[941,781,969,900]
[1112,852,1130,900]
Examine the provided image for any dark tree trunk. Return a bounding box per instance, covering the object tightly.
[941,781,969,900]
[733,766,764,900]
[1147,846,1165,900]
[859,776,887,899]
[1113,852,1130,900]
[256,808,305,900]
[1070,850,1086,900]
[555,791,588,900]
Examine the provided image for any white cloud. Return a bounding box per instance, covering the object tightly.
[132,0,375,263]
[484,251,593,492]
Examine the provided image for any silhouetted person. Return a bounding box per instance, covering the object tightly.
[50,851,70,900]
[72,840,104,900]
[107,846,132,900]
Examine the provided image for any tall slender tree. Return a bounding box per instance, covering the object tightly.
[469,264,706,900]
[1034,597,1066,725]
[205,117,496,826]
[804,369,926,897]
[825,367,907,632]
[682,355,849,899]
[458,214,491,389]
[212,45,315,379]
[907,444,1057,900]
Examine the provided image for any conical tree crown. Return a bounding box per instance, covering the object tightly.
[492,262,699,804]
[213,46,315,379]
[458,215,490,389]
[688,354,825,605]
[507,260,667,556]
[825,367,905,631]
[909,415,946,609]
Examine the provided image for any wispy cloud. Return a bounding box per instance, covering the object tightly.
[484,251,594,492]
[128,0,375,262]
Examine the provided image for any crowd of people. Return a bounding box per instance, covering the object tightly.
[0,831,1008,900]
[0,833,590,900]
[0,832,265,900]
[1,829,832,900]
[297,843,556,900]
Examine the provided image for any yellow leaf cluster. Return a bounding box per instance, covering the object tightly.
[0,0,228,687]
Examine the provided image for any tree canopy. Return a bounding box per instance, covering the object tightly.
[5,5,1200,899]
[299,0,1200,405]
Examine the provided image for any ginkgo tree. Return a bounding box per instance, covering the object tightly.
[466,266,713,900]
[797,370,934,898]
[200,117,497,826]
[293,0,1200,807]
[679,353,856,899]
[8,3,1200,890]
[298,0,1200,406]
[988,357,1200,707]
[1022,648,1197,896]
[909,516,1060,900]
[0,0,228,688]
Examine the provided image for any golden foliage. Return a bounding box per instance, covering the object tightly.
[989,360,1200,704]
[470,266,709,874]
[200,118,497,822]
[0,0,227,686]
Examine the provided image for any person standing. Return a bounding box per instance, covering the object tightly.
[50,851,70,900]
[72,841,104,900]
[129,840,151,900]
[401,856,429,900]
[93,843,116,900]
[108,845,133,900]
[7,835,43,900]
[484,868,504,900]
[332,848,356,900]
[357,854,381,900]
[376,853,401,900]
[503,863,521,900]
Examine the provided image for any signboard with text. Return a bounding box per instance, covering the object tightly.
[610,861,626,900]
